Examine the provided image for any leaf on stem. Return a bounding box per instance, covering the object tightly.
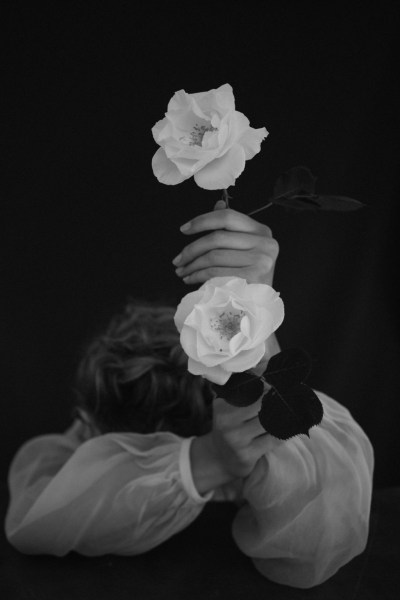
[212,371,264,407]
[273,166,317,198]
[210,347,324,440]
[258,347,324,439]
[269,166,364,212]
[262,348,313,390]
[258,383,324,440]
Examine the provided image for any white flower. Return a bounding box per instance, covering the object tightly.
[174,277,284,385]
[151,83,268,190]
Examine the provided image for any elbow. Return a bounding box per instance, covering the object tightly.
[6,529,68,557]
[252,556,332,589]
[5,516,69,557]
[250,514,371,589]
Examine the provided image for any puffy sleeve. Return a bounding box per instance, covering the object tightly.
[231,391,374,589]
[5,421,213,556]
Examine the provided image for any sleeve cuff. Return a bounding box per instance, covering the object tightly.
[179,437,215,504]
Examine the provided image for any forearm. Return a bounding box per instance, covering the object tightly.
[189,330,280,497]
[231,392,374,588]
[7,433,208,556]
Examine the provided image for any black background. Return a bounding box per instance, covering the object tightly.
[2,2,399,487]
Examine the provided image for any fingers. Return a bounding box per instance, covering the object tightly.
[173,230,262,267]
[176,249,254,279]
[173,205,278,287]
[180,266,258,285]
[251,433,278,459]
[213,397,268,445]
[240,414,268,439]
[176,250,274,285]
[214,200,226,210]
[180,207,272,238]
[173,230,277,285]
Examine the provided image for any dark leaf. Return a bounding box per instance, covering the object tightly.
[272,193,365,212]
[258,383,324,440]
[212,371,264,407]
[312,195,365,211]
[271,194,321,210]
[263,348,313,391]
[268,165,365,212]
[273,166,317,200]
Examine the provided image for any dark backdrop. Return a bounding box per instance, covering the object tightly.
[2,2,399,487]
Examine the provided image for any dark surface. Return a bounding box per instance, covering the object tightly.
[2,3,400,489]
[1,484,399,600]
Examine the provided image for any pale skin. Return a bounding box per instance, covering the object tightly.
[173,199,281,495]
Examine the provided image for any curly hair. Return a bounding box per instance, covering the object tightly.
[72,300,214,438]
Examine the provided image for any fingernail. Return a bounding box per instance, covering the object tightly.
[183,276,190,283]
[175,267,183,275]
[172,253,182,266]
[180,222,191,232]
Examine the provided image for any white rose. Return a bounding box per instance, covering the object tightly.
[151,83,268,190]
[174,277,284,385]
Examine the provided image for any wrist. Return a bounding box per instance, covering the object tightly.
[190,433,234,496]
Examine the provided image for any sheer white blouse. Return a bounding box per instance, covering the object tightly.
[5,391,374,589]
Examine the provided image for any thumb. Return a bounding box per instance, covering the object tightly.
[214,199,227,211]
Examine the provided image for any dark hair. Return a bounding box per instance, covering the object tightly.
[72,300,214,437]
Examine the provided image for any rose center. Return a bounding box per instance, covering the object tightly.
[210,309,245,347]
[180,123,218,147]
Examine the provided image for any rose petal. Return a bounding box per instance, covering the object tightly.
[167,89,190,112]
[225,277,248,295]
[223,343,266,372]
[216,120,231,155]
[190,97,210,121]
[196,329,219,359]
[240,315,251,338]
[151,118,172,144]
[188,357,231,385]
[192,83,235,115]
[229,331,246,355]
[171,156,205,177]
[193,144,246,190]
[193,330,230,367]
[200,276,239,291]
[214,83,235,112]
[232,111,250,139]
[184,307,229,363]
[198,281,219,305]
[205,288,231,309]
[152,148,187,185]
[166,142,204,161]
[179,325,200,360]
[174,290,205,331]
[211,112,221,128]
[250,299,285,346]
[247,312,274,347]
[238,126,268,160]
[244,283,278,305]
[202,129,220,150]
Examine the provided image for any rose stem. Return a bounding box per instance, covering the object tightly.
[247,201,273,216]
[222,188,231,208]
[219,191,274,216]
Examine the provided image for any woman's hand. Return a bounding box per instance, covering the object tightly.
[172,200,279,287]
[209,396,271,479]
[190,395,272,494]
